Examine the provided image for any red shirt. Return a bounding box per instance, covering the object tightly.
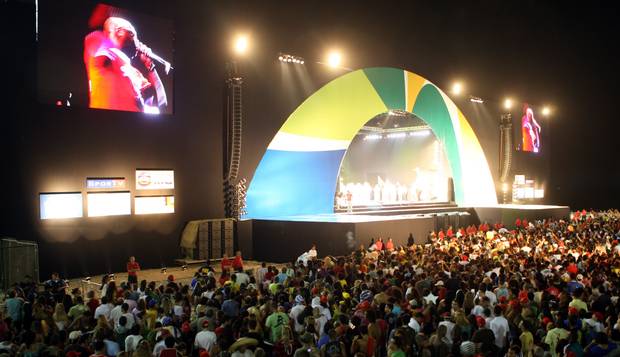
[87,298,100,313]
[221,258,233,271]
[127,262,140,277]
[567,263,578,275]
[232,256,244,270]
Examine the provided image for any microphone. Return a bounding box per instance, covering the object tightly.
[134,39,173,75]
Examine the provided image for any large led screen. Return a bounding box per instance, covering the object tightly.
[38,2,174,114]
[135,195,174,215]
[87,191,131,217]
[518,103,542,153]
[40,193,83,220]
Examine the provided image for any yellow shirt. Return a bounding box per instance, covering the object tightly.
[569,298,588,312]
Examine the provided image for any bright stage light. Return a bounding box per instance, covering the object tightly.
[451,82,463,95]
[542,106,551,116]
[327,51,342,68]
[469,95,484,104]
[386,132,407,139]
[233,34,249,55]
[364,134,382,140]
[504,98,513,110]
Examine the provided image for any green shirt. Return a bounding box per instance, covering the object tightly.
[265,312,290,343]
[68,304,88,320]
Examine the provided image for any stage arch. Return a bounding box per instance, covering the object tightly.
[246,67,497,218]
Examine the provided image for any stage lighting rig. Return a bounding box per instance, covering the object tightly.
[469,95,484,104]
[542,106,551,116]
[278,53,305,64]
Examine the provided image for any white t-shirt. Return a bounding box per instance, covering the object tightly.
[194,330,217,353]
[94,303,112,320]
[231,350,253,357]
[489,316,509,348]
[119,312,135,329]
[235,272,250,286]
[109,305,123,326]
[289,304,306,333]
[125,334,143,353]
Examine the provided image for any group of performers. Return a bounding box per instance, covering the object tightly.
[336,170,448,209]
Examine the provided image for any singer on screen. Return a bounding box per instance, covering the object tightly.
[84,17,168,113]
[521,105,541,153]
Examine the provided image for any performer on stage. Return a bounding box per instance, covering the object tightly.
[84,17,168,113]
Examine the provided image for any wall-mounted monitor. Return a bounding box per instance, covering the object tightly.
[40,192,83,220]
[87,191,131,217]
[135,195,174,215]
[135,169,174,190]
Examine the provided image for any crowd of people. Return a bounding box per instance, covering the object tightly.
[2,209,620,357]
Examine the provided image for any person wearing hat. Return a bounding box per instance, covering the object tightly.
[194,320,217,354]
[289,295,306,334]
[229,337,258,357]
[63,331,90,357]
[294,332,320,357]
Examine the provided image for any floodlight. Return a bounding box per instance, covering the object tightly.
[233,35,249,55]
[327,51,342,68]
[451,82,463,95]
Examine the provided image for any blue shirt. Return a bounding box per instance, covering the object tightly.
[5,298,23,322]
[221,299,239,318]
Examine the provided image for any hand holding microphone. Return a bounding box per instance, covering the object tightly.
[134,38,173,74]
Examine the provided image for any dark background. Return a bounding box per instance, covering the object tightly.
[2,0,619,278]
